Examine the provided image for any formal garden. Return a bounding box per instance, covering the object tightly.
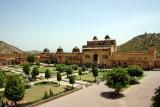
[0,55,159,107]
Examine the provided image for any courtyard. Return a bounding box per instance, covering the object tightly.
[38,71,160,107]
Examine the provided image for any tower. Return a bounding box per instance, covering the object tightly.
[148,40,157,54]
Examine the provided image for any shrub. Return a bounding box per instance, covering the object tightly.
[64,85,73,91]
[43,91,49,99]
[127,65,143,84]
[34,81,58,85]
[0,92,4,101]
[0,70,6,88]
[36,62,40,66]
[71,65,78,70]
[127,65,143,77]
[56,64,67,72]
[151,86,160,107]
[128,77,135,85]
[24,84,31,89]
[82,66,86,71]
[49,89,54,96]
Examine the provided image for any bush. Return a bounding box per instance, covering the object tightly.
[0,70,6,88]
[151,86,160,107]
[51,81,59,85]
[43,91,49,99]
[127,65,143,77]
[82,66,86,71]
[56,64,67,72]
[127,65,143,84]
[36,62,40,66]
[49,89,54,96]
[0,92,4,101]
[64,85,73,91]
[34,81,58,85]
[24,84,31,89]
[128,77,136,85]
[71,65,78,70]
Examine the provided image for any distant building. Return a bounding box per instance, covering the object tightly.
[0,53,25,66]
[40,35,158,69]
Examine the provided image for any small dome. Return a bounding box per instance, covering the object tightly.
[104,35,110,40]
[57,46,63,53]
[72,46,80,53]
[43,48,50,53]
[93,36,98,40]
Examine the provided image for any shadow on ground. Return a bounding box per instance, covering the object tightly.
[130,81,140,85]
[100,91,125,99]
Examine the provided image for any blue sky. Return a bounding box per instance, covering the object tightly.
[0,0,160,52]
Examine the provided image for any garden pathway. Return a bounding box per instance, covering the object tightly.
[38,71,160,107]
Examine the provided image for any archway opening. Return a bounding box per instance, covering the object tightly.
[93,53,98,62]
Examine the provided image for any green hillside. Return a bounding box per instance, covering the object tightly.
[117,33,160,54]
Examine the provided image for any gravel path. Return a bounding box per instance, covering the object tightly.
[38,71,160,107]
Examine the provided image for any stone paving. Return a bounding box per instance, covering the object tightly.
[38,71,160,107]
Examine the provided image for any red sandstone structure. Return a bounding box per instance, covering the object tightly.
[0,35,160,69]
[40,35,159,69]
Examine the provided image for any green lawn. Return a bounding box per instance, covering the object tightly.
[75,71,108,82]
[19,84,65,104]
[38,66,56,73]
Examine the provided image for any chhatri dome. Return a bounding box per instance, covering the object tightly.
[104,35,110,40]
[72,46,80,53]
[93,36,98,41]
[43,48,50,53]
[57,46,64,53]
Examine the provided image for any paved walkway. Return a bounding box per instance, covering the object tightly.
[38,71,160,107]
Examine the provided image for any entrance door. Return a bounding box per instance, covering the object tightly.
[93,53,98,63]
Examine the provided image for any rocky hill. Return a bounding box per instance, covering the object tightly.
[117,33,160,54]
[0,41,24,54]
[25,50,41,55]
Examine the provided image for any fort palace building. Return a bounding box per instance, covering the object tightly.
[40,35,160,70]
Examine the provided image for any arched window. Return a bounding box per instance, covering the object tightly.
[93,54,98,62]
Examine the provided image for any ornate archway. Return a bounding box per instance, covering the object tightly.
[93,53,98,63]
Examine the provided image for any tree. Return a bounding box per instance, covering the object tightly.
[57,71,62,85]
[4,75,25,105]
[69,75,75,88]
[151,86,160,107]
[49,88,53,96]
[78,69,83,80]
[31,67,39,80]
[66,67,73,78]
[127,65,143,83]
[71,64,78,70]
[27,55,36,64]
[22,64,30,76]
[92,66,98,82]
[106,67,129,95]
[82,66,86,72]
[45,69,51,82]
[0,70,6,88]
[56,64,66,72]
[43,91,49,99]
[46,60,51,64]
